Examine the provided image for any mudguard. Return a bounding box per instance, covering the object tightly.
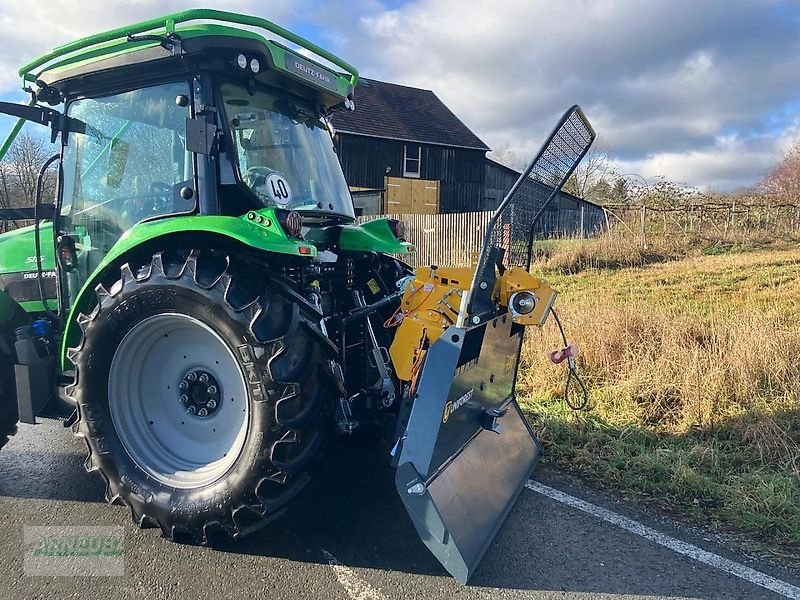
[394,313,540,583]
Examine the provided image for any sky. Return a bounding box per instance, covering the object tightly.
[0,0,797,192]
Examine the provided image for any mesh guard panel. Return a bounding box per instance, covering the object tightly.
[466,105,595,319]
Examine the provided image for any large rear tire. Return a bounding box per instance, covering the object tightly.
[68,250,336,541]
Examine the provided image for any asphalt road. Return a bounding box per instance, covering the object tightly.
[0,420,798,600]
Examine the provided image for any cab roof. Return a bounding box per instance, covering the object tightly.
[20,9,358,106]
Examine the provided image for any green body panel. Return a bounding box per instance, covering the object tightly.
[337,219,416,254]
[0,223,55,274]
[0,224,57,313]
[19,299,58,312]
[58,208,316,367]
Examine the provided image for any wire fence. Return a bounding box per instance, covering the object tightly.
[602,199,800,238]
[358,208,605,267]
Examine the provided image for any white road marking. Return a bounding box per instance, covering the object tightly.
[526,480,800,600]
[321,548,388,600]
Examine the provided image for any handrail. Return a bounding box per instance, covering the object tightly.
[18,8,359,85]
[0,98,37,161]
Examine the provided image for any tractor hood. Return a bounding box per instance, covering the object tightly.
[0,224,55,273]
[0,223,57,312]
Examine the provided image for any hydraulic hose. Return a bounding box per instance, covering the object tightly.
[34,154,60,321]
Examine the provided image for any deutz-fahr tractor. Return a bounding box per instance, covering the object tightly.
[0,9,594,583]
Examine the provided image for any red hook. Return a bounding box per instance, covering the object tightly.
[549,343,580,365]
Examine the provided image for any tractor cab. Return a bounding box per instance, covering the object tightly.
[8,12,361,311]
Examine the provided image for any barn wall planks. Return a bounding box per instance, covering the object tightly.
[335,134,485,213]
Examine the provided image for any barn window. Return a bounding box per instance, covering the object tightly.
[403,144,421,177]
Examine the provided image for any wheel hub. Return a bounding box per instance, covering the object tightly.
[108,313,249,489]
[179,369,221,417]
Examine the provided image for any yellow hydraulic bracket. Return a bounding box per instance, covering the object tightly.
[495,266,557,327]
[388,265,557,382]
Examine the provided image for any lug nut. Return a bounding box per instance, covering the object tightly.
[186,372,197,382]
[197,408,208,417]
[187,406,197,415]
[179,381,188,390]
[206,400,217,410]
[207,385,217,395]
[199,373,209,383]
[180,394,189,404]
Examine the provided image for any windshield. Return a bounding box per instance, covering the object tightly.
[220,83,354,218]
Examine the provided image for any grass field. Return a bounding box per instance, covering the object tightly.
[518,235,800,555]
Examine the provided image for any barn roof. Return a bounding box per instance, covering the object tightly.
[330,78,490,151]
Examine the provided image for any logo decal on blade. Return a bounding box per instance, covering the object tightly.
[442,388,474,423]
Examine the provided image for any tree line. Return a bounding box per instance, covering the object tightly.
[0,132,58,231]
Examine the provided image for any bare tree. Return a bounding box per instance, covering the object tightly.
[759,141,800,204]
[0,132,57,232]
[563,139,614,201]
[488,143,524,171]
[2,132,56,208]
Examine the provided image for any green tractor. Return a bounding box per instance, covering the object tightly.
[0,9,594,583]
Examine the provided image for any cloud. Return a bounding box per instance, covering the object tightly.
[0,0,796,191]
[316,0,800,191]
[615,119,800,191]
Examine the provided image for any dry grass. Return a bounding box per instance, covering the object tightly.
[519,238,800,550]
[531,228,800,274]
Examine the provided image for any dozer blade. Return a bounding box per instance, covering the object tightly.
[394,105,594,583]
[394,313,540,584]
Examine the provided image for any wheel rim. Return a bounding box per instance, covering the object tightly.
[108,313,249,489]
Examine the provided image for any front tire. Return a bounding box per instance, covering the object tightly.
[68,250,335,541]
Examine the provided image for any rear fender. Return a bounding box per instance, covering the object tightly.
[59,211,316,369]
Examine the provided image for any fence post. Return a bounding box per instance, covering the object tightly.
[640,204,646,234]
[580,204,585,238]
[640,204,647,247]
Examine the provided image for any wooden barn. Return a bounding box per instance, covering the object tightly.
[331,77,605,239]
[330,78,489,215]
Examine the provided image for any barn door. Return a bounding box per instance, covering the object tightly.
[384,176,440,214]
